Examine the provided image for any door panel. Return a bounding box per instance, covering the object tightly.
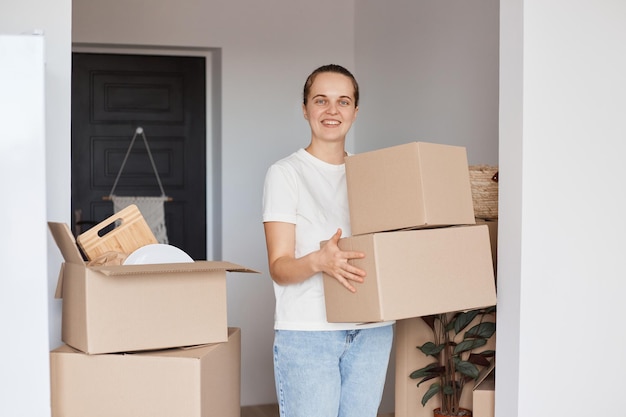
[71,52,206,260]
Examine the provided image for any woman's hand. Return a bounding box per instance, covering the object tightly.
[264,223,366,292]
[317,228,366,293]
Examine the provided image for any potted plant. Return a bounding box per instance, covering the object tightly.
[409,307,496,417]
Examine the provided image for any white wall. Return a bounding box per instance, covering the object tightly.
[0,1,71,416]
[1,0,72,348]
[0,34,50,417]
[355,0,500,164]
[497,0,523,415]
[499,1,626,415]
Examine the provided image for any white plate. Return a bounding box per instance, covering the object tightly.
[123,243,194,265]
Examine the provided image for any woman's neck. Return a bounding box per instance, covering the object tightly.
[305,142,346,165]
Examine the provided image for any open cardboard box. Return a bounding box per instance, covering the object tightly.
[323,224,496,323]
[48,222,257,354]
[473,360,496,417]
[345,142,476,236]
[50,327,242,417]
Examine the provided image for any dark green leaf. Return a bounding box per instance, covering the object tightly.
[409,363,442,379]
[455,360,480,379]
[478,350,496,358]
[454,338,487,355]
[454,310,479,334]
[419,341,444,356]
[416,373,439,387]
[421,383,441,406]
[444,315,456,333]
[464,322,496,339]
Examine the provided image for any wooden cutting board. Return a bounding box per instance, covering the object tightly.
[77,204,158,261]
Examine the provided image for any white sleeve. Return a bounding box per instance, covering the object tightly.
[262,163,298,224]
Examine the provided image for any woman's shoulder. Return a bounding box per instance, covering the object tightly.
[270,149,308,170]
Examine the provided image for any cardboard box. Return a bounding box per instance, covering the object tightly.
[345,142,476,236]
[50,327,241,417]
[477,219,498,280]
[473,361,496,417]
[48,222,256,354]
[395,318,496,417]
[323,225,496,323]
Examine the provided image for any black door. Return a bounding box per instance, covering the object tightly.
[71,52,207,260]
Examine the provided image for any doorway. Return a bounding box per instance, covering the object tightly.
[71,51,209,260]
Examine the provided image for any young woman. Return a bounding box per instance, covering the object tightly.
[262,64,394,417]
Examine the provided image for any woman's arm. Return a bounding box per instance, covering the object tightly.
[263,222,367,293]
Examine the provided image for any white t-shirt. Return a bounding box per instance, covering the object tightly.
[262,148,392,331]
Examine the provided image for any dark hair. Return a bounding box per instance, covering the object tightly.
[302,64,359,107]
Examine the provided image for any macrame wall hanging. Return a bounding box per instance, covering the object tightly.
[106,126,171,244]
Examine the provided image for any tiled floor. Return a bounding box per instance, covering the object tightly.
[241,403,394,417]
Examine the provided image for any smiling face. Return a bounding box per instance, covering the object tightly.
[303,71,359,146]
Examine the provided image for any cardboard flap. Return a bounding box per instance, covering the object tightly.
[52,344,83,354]
[54,262,65,299]
[474,358,496,389]
[48,222,85,264]
[94,260,259,276]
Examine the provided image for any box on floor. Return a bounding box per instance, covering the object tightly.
[323,224,496,323]
[50,327,241,417]
[473,361,496,417]
[48,222,257,354]
[345,142,475,236]
[394,318,496,417]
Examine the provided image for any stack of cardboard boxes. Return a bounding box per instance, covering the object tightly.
[321,142,498,416]
[47,215,255,417]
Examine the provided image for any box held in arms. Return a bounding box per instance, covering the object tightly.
[50,327,242,417]
[345,142,476,236]
[323,224,496,323]
[48,222,257,354]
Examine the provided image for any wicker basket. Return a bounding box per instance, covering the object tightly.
[469,165,498,220]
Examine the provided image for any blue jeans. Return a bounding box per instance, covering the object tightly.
[273,325,393,417]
